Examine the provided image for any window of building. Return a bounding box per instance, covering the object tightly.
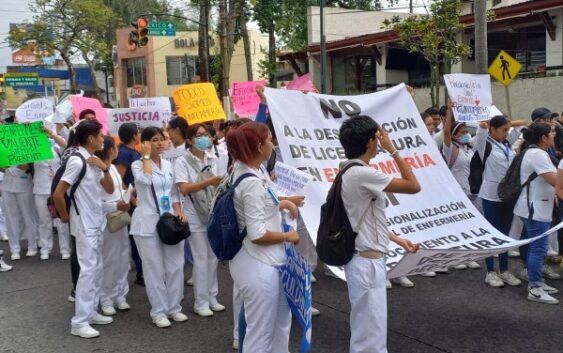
[166,56,197,85]
[332,55,376,95]
[126,57,147,87]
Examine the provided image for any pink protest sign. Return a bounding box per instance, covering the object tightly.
[286,74,317,92]
[231,80,266,117]
[70,95,109,133]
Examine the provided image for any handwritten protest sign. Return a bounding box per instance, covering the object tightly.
[172,83,226,124]
[286,74,317,92]
[264,84,548,279]
[274,161,312,196]
[46,95,73,123]
[231,80,266,117]
[69,96,108,133]
[444,74,497,122]
[0,122,54,167]
[15,98,54,123]
[129,97,173,122]
[106,107,170,135]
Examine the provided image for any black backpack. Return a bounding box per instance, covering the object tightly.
[46,152,87,219]
[316,162,363,266]
[498,146,538,205]
[468,141,492,195]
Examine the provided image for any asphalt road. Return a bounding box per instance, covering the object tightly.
[1,240,563,353]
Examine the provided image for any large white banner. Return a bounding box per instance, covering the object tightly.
[264,85,543,279]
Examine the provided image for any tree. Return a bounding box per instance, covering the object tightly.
[474,0,488,74]
[383,0,471,107]
[8,0,115,93]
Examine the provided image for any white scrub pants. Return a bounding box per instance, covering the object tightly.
[34,194,70,254]
[134,235,185,321]
[189,231,219,311]
[2,191,38,254]
[0,194,7,234]
[233,284,243,340]
[229,247,291,353]
[100,226,130,307]
[344,255,388,353]
[71,227,103,329]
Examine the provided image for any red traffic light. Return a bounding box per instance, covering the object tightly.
[137,18,148,29]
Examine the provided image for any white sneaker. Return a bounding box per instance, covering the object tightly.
[90,313,113,325]
[194,308,214,317]
[233,339,239,350]
[186,277,193,286]
[541,282,559,294]
[508,250,520,257]
[154,317,172,328]
[26,250,37,257]
[393,276,414,288]
[542,265,561,280]
[61,251,70,260]
[68,289,76,303]
[386,280,392,289]
[485,272,504,288]
[466,261,481,269]
[170,312,188,322]
[519,268,529,282]
[40,252,49,260]
[528,286,559,304]
[116,302,131,311]
[210,303,226,312]
[70,325,100,338]
[0,257,13,272]
[324,268,340,279]
[499,271,522,286]
[453,263,467,270]
[311,274,317,283]
[311,307,320,316]
[420,272,436,277]
[11,252,20,261]
[101,306,116,316]
[0,232,8,241]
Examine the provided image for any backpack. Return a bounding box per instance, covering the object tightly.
[498,146,538,205]
[207,172,258,261]
[183,154,216,223]
[46,152,87,219]
[468,141,492,195]
[316,162,364,266]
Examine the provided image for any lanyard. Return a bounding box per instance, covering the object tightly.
[154,167,167,195]
[487,136,510,161]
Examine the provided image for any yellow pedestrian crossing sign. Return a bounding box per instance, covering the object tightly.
[488,50,522,86]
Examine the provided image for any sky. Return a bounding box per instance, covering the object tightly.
[0,0,34,73]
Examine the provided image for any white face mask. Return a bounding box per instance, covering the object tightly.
[457,133,471,145]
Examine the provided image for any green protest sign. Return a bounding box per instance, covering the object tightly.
[0,122,54,167]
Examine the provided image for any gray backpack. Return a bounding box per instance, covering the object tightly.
[184,154,216,224]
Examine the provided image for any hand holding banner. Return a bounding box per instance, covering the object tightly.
[15,98,54,123]
[69,96,108,133]
[0,122,54,167]
[172,83,226,124]
[231,80,266,117]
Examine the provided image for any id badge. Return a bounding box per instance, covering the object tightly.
[160,195,171,212]
[267,186,280,206]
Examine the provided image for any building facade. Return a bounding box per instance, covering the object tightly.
[113,28,269,108]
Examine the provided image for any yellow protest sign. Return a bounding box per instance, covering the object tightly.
[488,50,522,86]
[172,83,226,124]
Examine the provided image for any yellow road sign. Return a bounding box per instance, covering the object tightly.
[488,50,522,86]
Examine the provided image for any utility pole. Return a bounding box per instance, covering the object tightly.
[474,0,488,74]
[409,0,413,14]
[320,0,326,93]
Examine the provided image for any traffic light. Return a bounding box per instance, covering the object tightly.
[129,18,149,48]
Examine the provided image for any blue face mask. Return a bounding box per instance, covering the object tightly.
[193,136,211,151]
[457,133,471,145]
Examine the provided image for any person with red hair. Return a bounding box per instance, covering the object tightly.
[226,121,299,353]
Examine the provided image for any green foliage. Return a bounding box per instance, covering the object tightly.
[383,0,470,106]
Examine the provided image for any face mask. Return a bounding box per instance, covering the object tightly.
[193,136,211,151]
[457,133,471,145]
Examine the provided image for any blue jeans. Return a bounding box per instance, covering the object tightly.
[521,218,550,287]
[482,199,513,272]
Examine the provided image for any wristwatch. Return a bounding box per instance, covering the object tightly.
[142,155,150,160]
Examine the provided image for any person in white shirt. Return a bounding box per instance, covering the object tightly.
[33,126,70,260]
[0,171,8,241]
[52,120,115,339]
[131,126,188,328]
[338,116,419,353]
[95,136,132,316]
[475,116,527,288]
[163,117,189,162]
[174,123,225,317]
[514,123,559,304]
[442,101,480,271]
[1,164,38,260]
[227,122,300,353]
